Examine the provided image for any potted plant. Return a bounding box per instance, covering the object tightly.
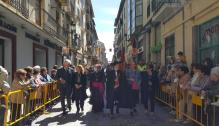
[150,41,162,54]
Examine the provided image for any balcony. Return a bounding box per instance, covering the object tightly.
[152,0,181,22]
[6,0,29,18]
[42,9,67,42]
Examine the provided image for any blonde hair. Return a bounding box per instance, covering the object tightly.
[15,69,27,80]
[77,65,84,74]
[0,66,8,83]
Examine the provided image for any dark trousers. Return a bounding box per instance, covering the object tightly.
[0,105,6,126]
[59,85,72,112]
[207,105,219,126]
[144,87,155,112]
[75,89,85,111]
[109,89,120,114]
[130,90,139,110]
[11,103,22,122]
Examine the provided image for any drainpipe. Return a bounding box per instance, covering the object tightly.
[182,6,185,53]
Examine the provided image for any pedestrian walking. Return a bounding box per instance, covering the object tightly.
[55,59,75,115]
[126,62,141,116]
[106,63,121,117]
[143,64,159,115]
[90,64,105,113]
[74,65,87,114]
[137,60,147,104]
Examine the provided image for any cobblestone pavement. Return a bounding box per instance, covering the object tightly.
[31,99,194,126]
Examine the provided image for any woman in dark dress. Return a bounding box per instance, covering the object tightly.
[74,65,87,114]
[90,64,105,113]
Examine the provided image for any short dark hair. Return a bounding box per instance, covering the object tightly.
[179,66,189,74]
[193,64,202,70]
[40,67,47,74]
[177,51,184,56]
[53,65,58,70]
[148,64,154,70]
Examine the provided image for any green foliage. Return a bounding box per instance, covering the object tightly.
[150,42,162,54]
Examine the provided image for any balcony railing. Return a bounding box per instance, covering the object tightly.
[42,9,67,42]
[8,0,29,18]
[152,0,180,14]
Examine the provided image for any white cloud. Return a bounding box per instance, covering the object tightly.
[97,31,114,61]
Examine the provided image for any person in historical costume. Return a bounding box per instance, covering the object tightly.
[106,63,121,116]
[90,64,105,113]
[126,62,141,116]
[73,65,87,114]
[55,59,75,115]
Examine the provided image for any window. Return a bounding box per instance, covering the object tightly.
[35,0,41,25]
[0,39,4,67]
[147,4,151,17]
[56,52,63,66]
[165,35,175,64]
[136,4,142,16]
[33,44,48,67]
[136,16,143,26]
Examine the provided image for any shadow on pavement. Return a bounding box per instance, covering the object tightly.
[35,111,101,126]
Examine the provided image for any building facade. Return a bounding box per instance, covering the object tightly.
[0,0,69,81]
[95,41,108,66]
[114,0,144,64]
[115,0,219,66]
[66,0,98,66]
[142,0,219,66]
[0,0,98,81]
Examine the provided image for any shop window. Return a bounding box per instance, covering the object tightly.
[33,44,48,67]
[165,35,175,65]
[197,17,219,64]
[56,52,63,66]
[0,39,4,67]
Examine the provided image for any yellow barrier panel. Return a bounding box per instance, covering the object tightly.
[156,83,208,126]
[2,81,60,126]
[0,94,7,126]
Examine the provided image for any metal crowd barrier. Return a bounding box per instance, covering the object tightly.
[1,81,60,126]
[156,83,219,126]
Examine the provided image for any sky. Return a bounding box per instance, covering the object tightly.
[92,0,120,62]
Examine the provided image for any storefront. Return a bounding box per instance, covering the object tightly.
[0,18,17,81]
[196,16,219,64]
[33,43,48,68]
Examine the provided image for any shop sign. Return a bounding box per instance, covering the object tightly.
[0,19,17,33]
[201,17,219,47]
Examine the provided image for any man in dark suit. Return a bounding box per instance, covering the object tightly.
[56,59,75,115]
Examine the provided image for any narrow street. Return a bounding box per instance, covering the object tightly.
[32,99,190,126]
